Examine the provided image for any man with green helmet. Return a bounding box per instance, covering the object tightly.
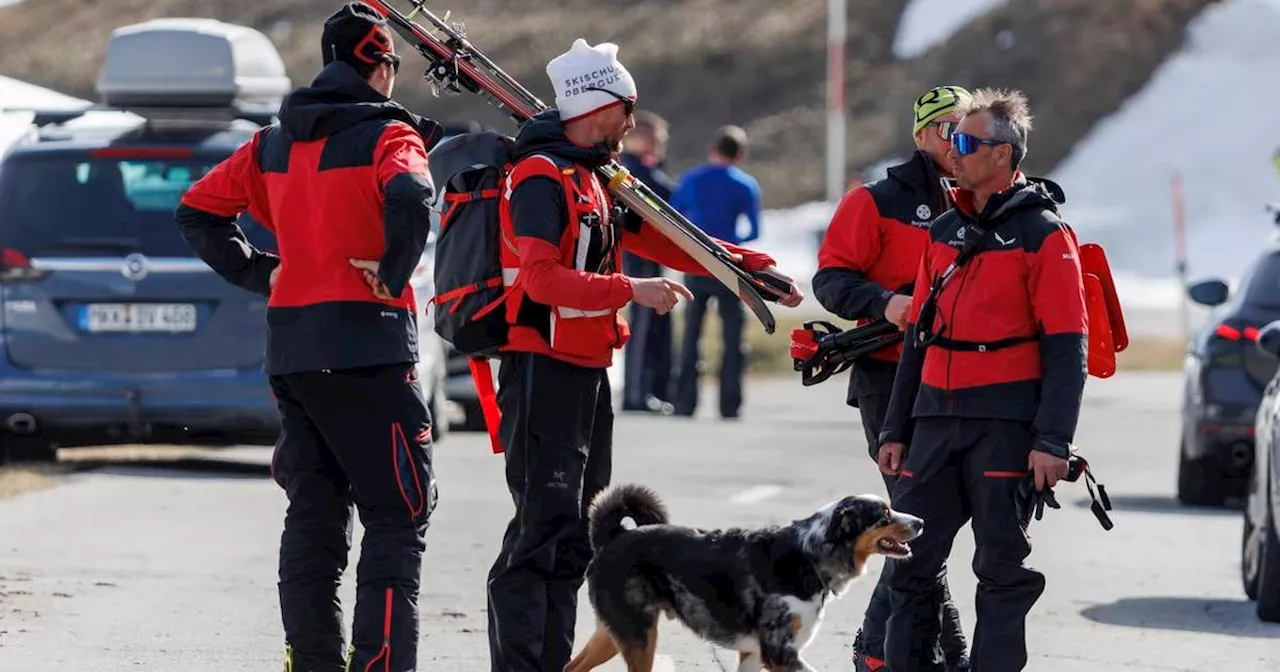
[814,85,974,672]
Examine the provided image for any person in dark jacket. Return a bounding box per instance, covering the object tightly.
[619,110,678,414]
[174,4,441,670]
[485,38,803,672]
[813,85,972,672]
[878,88,1086,672]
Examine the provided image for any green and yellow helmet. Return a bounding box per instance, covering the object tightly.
[913,85,972,135]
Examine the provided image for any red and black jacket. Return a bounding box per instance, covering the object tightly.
[176,61,442,376]
[880,175,1088,456]
[498,110,776,369]
[813,151,949,365]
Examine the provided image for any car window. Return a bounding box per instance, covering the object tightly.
[1241,251,1280,309]
[0,152,277,258]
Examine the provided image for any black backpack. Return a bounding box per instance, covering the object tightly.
[426,131,516,358]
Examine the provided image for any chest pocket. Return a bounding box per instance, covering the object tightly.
[953,252,1033,330]
[564,167,620,277]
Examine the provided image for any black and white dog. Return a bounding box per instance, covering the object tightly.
[566,484,924,672]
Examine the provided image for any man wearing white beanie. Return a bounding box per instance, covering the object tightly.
[485,37,803,672]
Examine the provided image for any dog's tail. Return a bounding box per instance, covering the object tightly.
[587,483,669,551]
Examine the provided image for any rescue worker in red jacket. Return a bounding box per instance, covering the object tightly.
[485,38,804,672]
[175,4,440,670]
[879,88,1087,672]
[814,85,972,672]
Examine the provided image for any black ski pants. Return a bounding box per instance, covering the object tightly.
[675,273,746,418]
[486,352,613,672]
[269,363,439,672]
[622,252,673,409]
[884,417,1045,672]
[851,366,967,666]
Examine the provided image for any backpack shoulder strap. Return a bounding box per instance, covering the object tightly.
[506,153,584,240]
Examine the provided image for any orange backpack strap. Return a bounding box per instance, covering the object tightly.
[507,153,584,228]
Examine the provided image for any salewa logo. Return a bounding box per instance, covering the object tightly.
[380,311,399,319]
[995,232,1016,246]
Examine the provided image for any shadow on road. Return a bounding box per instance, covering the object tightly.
[1080,597,1280,638]
[1071,493,1243,517]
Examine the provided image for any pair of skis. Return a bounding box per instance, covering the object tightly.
[367,0,792,334]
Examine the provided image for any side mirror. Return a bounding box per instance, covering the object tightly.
[1187,279,1229,307]
[1258,320,1280,359]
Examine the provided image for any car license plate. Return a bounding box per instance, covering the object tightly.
[82,303,197,333]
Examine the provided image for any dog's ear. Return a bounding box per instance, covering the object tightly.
[826,497,882,543]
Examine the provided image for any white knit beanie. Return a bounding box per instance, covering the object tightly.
[546,38,637,122]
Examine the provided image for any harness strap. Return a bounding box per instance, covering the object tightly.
[928,334,1038,352]
[443,188,502,203]
[433,277,504,313]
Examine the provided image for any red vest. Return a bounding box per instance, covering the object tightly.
[497,154,630,368]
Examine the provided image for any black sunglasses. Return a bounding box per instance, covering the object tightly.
[583,86,635,116]
[380,52,401,74]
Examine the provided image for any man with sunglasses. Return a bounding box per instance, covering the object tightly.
[176,3,443,670]
[813,85,972,672]
[878,88,1087,672]
[485,38,803,672]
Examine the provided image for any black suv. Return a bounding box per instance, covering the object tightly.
[1179,243,1280,506]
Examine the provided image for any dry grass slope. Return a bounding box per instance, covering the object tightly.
[0,0,1219,207]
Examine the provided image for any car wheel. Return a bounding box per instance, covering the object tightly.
[459,399,488,432]
[0,436,57,465]
[1256,504,1280,622]
[1178,432,1225,506]
[429,375,448,443]
[1244,510,1262,601]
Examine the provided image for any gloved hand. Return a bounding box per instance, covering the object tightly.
[1015,473,1061,527]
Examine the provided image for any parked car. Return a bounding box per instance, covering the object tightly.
[0,19,455,462]
[1242,319,1280,621]
[1179,247,1280,505]
[409,225,451,441]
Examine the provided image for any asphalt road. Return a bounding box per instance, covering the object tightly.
[0,371,1277,671]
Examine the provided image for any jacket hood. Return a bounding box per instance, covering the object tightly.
[952,172,1065,222]
[886,150,949,208]
[278,61,441,145]
[511,109,614,168]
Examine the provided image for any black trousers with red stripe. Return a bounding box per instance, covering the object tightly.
[269,363,438,672]
[884,417,1044,672]
[851,365,967,666]
[486,351,613,672]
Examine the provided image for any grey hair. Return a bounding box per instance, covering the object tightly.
[959,88,1033,168]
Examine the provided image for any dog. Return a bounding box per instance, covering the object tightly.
[565,483,924,672]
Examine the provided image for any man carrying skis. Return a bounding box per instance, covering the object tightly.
[485,37,804,672]
[176,3,440,670]
[813,85,973,672]
[879,88,1086,672]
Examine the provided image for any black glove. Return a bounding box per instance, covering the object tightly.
[1015,454,1114,531]
[1015,474,1062,527]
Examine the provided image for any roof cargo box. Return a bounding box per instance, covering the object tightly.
[95,18,291,114]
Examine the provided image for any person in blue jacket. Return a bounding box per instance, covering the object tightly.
[671,125,762,419]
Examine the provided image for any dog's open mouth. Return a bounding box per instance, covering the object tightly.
[877,537,912,558]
